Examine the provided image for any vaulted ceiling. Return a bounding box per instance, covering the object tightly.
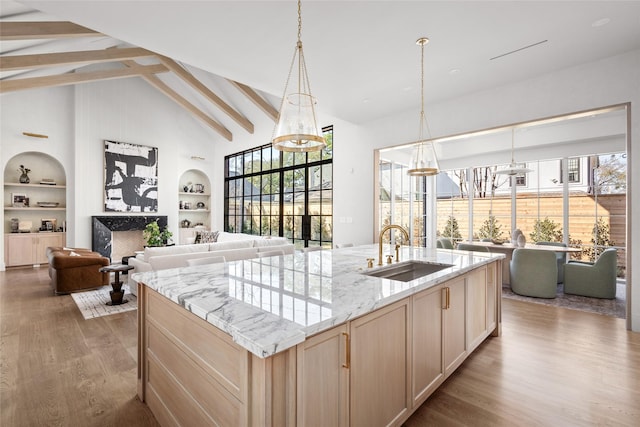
[2,1,640,146]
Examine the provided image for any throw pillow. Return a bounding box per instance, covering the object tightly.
[196,231,220,243]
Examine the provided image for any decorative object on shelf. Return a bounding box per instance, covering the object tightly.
[196,201,205,209]
[18,220,32,232]
[183,181,192,193]
[39,178,57,185]
[495,129,533,176]
[142,220,173,247]
[10,218,19,233]
[183,202,191,210]
[408,37,440,177]
[11,193,28,207]
[271,0,326,153]
[104,140,158,212]
[40,218,57,231]
[18,164,31,183]
[181,219,191,228]
[36,202,59,207]
[195,183,204,193]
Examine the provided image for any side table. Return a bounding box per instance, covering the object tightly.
[99,264,134,306]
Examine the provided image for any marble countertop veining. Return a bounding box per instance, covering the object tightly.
[132,244,504,358]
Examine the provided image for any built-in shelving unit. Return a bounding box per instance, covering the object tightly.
[4,151,67,266]
[178,169,211,244]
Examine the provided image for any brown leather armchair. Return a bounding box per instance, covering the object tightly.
[47,248,110,295]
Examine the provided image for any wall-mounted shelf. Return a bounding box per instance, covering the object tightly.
[4,207,66,211]
[4,183,66,189]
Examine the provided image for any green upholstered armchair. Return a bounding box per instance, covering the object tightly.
[510,248,558,298]
[563,248,617,299]
[535,241,567,284]
[456,243,490,252]
[437,238,454,249]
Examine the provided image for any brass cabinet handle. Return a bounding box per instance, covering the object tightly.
[442,287,450,309]
[342,332,350,369]
[446,287,450,309]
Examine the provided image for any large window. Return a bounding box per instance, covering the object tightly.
[224,126,333,249]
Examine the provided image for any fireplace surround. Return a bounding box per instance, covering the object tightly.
[92,216,167,261]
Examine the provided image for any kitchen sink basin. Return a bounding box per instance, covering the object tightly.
[362,260,454,282]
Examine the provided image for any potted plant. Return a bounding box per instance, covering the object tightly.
[143,221,173,247]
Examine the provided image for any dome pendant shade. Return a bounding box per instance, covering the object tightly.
[272,92,326,152]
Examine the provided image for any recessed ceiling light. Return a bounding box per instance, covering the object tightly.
[362,98,370,103]
[449,68,461,75]
[403,86,412,91]
[592,17,610,27]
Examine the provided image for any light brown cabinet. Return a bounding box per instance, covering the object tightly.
[443,277,467,375]
[411,285,444,405]
[350,300,409,426]
[296,324,349,427]
[4,232,65,266]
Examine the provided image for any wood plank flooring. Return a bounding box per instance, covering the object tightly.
[1,266,639,426]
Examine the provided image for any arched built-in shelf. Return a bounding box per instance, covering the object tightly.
[178,169,211,244]
[3,151,67,266]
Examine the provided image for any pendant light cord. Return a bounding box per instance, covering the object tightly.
[418,38,432,142]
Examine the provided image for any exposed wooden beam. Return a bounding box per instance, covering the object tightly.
[228,79,279,122]
[122,60,232,141]
[0,63,168,93]
[0,47,155,71]
[157,55,254,134]
[0,21,101,40]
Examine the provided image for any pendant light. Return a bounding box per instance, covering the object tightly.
[272,0,326,152]
[408,37,439,176]
[495,128,532,175]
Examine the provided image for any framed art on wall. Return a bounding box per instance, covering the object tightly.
[104,140,158,212]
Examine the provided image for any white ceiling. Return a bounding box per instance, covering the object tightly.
[10,0,640,125]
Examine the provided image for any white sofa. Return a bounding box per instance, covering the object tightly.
[128,232,292,295]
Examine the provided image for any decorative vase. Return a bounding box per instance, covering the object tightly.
[517,234,526,247]
[19,172,30,184]
[511,229,522,245]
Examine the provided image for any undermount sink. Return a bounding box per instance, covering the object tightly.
[362,260,454,282]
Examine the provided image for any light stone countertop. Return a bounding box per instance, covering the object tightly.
[132,244,504,358]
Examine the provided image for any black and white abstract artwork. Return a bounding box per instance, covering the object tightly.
[104,140,158,212]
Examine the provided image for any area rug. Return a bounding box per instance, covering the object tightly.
[71,285,137,319]
[502,282,626,319]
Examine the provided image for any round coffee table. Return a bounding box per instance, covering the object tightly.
[99,264,134,306]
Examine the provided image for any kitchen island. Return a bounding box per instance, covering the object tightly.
[133,244,503,427]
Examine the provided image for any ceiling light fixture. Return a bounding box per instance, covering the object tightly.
[495,128,532,176]
[272,0,325,153]
[408,37,439,176]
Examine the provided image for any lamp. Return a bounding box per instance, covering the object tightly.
[272,0,325,153]
[408,37,439,176]
[495,129,532,175]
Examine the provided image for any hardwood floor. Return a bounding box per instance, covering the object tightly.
[1,266,639,426]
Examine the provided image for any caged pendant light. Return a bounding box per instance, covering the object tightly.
[408,37,439,176]
[495,128,533,175]
[271,0,326,153]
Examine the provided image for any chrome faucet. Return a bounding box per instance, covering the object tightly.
[378,224,409,266]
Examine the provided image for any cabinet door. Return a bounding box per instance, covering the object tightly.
[4,234,34,266]
[466,266,488,351]
[297,324,349,427]
[443,277,466,376]
[486,261,498,334]
[411,285,444,406]
[35,233,65,264]
[350,299,409,427]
